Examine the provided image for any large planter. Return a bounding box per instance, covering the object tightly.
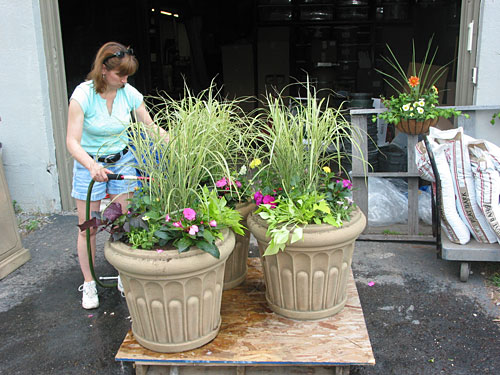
[223,202,256,290]
[247,207,366,320]
[104,228,235,353]
[0,144,30,279]
[395,117,438,135]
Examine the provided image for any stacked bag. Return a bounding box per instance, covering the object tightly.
[415,127,500,245]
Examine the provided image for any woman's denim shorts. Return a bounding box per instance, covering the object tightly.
[71,150,138,201]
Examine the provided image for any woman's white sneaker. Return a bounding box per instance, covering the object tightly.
[117,275,125,297]
[78,280,99,309]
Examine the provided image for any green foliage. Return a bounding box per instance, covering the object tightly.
[25,219,40,232]
[12,200,22,214]
[490,273,500,288]
[491,112,500,125]
[382,229,401,235]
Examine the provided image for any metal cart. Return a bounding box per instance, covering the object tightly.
[424,137,500,282]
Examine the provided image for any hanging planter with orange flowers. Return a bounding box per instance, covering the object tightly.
[373,37,466,135]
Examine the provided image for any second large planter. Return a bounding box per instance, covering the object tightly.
[247,208,366,320]
[104,228,235,353]
[223,202,255,290]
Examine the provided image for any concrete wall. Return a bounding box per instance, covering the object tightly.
[473,0,500,141]
[0,0,61,212]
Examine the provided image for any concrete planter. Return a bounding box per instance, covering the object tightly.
[223,202,256,290]
[0,144,30,279]
[247,207,366,320]
[104,228,235,353]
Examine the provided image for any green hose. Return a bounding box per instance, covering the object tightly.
[85,179,117,288]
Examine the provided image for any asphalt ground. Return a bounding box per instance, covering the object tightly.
[1,214,499,374]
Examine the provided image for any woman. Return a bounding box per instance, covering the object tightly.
[66,41,167,309]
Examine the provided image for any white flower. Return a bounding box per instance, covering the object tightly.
[418,99,425,106]
[417,107,424,114]
[413,101,420,108]
[142,215,150,221]
[402,104,411,111]
[238,165,247,175]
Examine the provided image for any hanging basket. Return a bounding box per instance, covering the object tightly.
[395,118,439,135]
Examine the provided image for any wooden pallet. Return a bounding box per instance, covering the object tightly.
[115,258,375,374]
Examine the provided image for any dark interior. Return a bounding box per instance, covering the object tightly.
[59,0,462,110]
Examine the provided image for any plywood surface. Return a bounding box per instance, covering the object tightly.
[116,258,375,366]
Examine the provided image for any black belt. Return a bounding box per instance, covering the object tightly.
[90,147,128,163]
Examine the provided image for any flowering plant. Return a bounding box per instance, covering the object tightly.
[214,158,265,207]
[373,38,464,125]
[254,167,356,255]
[251,81,365,255]
[81,186,243,258]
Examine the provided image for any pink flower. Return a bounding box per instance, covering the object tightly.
[263,195,277,208]
[173,221,183,228]
[254,191,263,206]
[235,180,242,188]
[156,249,164,254]
[165,214,171,222]
[183,208,196,221]
[342,179,353,189]
[188,225,199,235]
[209,220,217,227]
[368,281,375,287]
[216,177,227,188]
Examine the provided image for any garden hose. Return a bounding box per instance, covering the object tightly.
[85,173,147,288]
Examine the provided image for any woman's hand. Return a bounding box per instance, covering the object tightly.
[89,161,112,182]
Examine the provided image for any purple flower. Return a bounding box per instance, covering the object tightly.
[263,195,277,208]
[342,179,353,189]
[235,180,242,188]
[216,178,227,188]
[254,191,263,206]
[188,225,199,235]
[209,220,217,227]
[183,208,196,221]
[173,221,183,228]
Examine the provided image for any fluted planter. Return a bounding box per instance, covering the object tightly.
[223,202,256,290]
[104,228,235,353]
[247,208,366,320]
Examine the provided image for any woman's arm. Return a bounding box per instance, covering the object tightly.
[135,102,169,142]
[66,100,112,182]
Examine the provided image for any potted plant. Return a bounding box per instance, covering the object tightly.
[213,158,262,290]
[84,85,246,353]
[246,82,367,320]
[373,37,465,134]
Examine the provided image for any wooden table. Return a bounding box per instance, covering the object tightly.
[115,258,375,374]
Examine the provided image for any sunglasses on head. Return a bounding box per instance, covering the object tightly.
[103,48,134,65]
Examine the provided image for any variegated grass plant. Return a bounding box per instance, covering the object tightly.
[115,83,249,256]
[251,81,367,255]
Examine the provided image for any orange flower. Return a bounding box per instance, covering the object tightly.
[408,76,420,88]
